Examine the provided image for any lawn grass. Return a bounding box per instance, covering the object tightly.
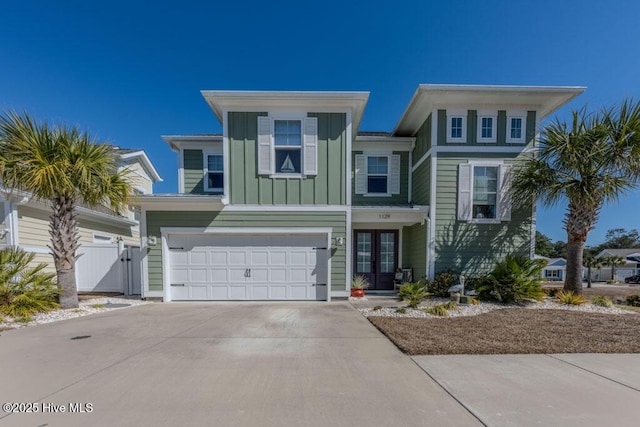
[368,309,640,355]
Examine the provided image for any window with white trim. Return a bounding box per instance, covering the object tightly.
[472,166,498,219]
[457,162,512,223]
[367,156,388,194]
[446,111,467,143]
[355,154,401,196]
[130,188,145,222]
[204,153,224,192]
[257,116,318,177]
[274,120,302,174]
[507,115,526,143]
[476,112,497,143]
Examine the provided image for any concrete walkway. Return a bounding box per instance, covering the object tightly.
[412,354,640,426]
[0,302,478,427]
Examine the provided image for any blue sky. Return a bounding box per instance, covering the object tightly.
[2,0,639,246]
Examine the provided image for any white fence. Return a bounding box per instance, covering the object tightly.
[76,244,142,294]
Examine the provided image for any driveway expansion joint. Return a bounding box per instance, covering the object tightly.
[546,354,640,393]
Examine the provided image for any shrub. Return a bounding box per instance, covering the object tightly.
[373,305,382,311]
[626,295,640,307]
[15,314,34,323]
[428,269,458,297]
[556,290,587,305]
[0,247,60,317]
[591,295,613,308]
[470,297,480,305]
[424,304,448,316]
[476,255,546,304]
[397,281,430,308]
[395,307,406,314]
[351,275,370,290]
[443,301,458,310]
[544,288,561,297]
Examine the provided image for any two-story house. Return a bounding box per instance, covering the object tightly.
[138,84,584,301]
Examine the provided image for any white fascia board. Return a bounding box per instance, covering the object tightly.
[394,84,586,136]
[20,197,136,227]
[353,136,415,152]
[160,226,333,236]
[222,205,349,212]
[161,135,223,152]
[133,196,224,211]
[351,206,428,225]
[118,151,163,183]
[200,90,370,138]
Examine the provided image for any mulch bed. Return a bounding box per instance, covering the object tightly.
[368,308,640,355]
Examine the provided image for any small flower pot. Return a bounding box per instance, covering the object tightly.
[351,289,365,298]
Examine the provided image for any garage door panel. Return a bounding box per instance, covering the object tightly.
[189,268,208,283]
[168,233,328,301]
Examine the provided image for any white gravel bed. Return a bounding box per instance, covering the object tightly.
[359,297,636,319]
[0,296,152,330]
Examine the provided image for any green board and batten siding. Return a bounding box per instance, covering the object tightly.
[184,149,205,194]
[228,112,347,205]
[351,151,409,205]
[433,152,533,275]
[436,110,536,146]
[145,211,347,293]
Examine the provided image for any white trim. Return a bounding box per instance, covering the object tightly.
[17,245,51,254]
[140,206,150,299]
[118,151,163,183]
[93,233,114,244]
[271,116,304,177]
[178,149,184,193]
[222,205,349,212]
[222,109,230,199]
[426,114,438,280]
[203,151,224,193]
[446,111,467,143]
[346,110,353,207]
[353,137,414,152]
[476,112,497,143]
[364,154,391,196]
[408,150,413,203]
[435,146,530,154]
[159,227,333,302]
[345,207,352,292]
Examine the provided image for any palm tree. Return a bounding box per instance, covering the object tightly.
[601,255,626,282]
[513,100,640,294]
[582,253,601,288]
[0,112,131,308]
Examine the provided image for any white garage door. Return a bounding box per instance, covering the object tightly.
[169,234,328,301]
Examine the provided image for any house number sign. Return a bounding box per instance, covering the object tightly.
[378,214,391,219]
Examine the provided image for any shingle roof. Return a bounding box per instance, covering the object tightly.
[599,248,640,257]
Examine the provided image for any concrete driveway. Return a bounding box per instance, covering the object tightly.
[0,302,478,427]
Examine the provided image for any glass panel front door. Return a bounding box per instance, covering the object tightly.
[353,230,398,290]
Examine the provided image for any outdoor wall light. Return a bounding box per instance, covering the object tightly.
[147,236,158,246]
[334,237,344,246]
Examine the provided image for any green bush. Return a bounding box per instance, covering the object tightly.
[591,295,613,308]
[0,247,60,317]
[476,255,546,304]
[424,304,448,316]
[544,287,561,297]
[397,281,430,308]
[626,295,640,307]
[428,269,458,297]
[395,307,406,314]
[556,290,587,305]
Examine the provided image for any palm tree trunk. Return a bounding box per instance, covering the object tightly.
[564,238,585,294]
[49,196,80,308]
[564,202,595,295]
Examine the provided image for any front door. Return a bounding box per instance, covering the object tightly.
[353,230,398,290]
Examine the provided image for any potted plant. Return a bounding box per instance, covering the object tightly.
[351,275,369,298]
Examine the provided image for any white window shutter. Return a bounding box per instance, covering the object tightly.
[499,164,513,221]
[457,164,472,221]
[389,155,401,194]
[257,116,272,175]
[303,117,318,176]
[355,155,366,194]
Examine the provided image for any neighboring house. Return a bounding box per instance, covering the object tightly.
[0,146,162,294]
[591,249,640,281]
[535,255,567,281]
[137,84,584,301]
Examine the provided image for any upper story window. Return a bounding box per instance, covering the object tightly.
[476,111,497,143]
[507,111,526,143]
[354,154,401,196]
[458,162,513,223]
[446,110,467,143]
[257,116,318,177]
[472,166,498,219]
[204,153,224,192]
[274,120,302,174]
[367,156,388,194]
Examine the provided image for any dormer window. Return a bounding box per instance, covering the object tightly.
[477,110,497,143]
[446,109,467,143]
[507,111,526,143]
